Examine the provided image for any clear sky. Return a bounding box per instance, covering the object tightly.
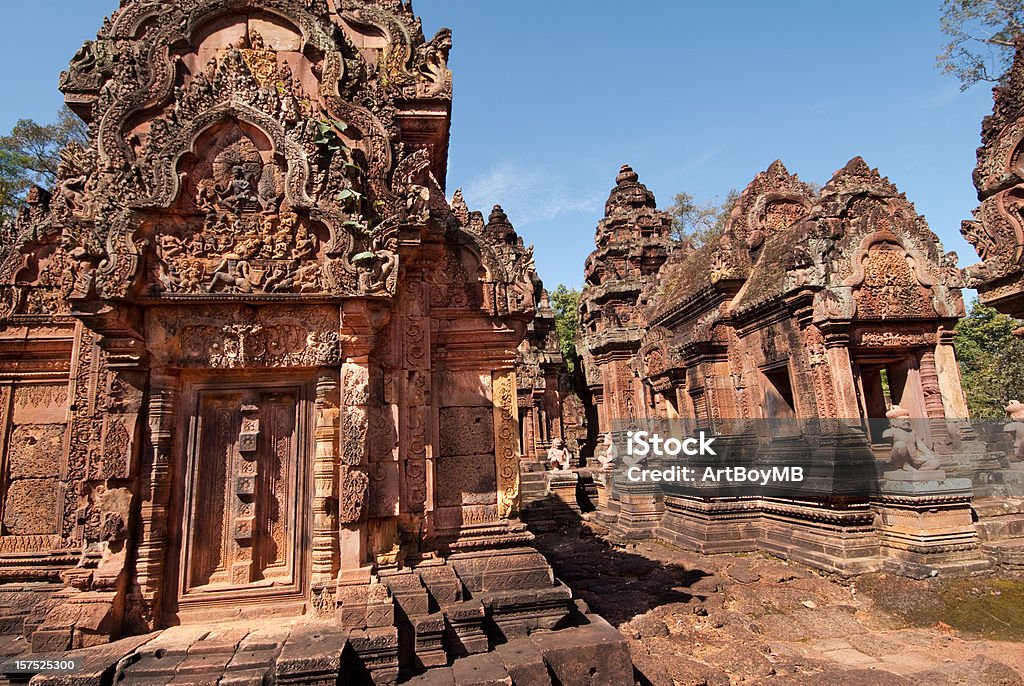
[0,1,998,292]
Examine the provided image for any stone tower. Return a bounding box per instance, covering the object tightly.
[577,164,675,437]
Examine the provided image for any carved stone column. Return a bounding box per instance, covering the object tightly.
[311,371,340,618]
[399,272,430,549]
[824,335,862,428]
[918,350,945,419]
[132,371,177,629]
[934,334,970,421]
[231,399,260,585]
[338,357,370,576]
[492,369,520,519]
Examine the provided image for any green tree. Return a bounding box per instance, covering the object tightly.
[0,107,87,221]
[667,189,738,247]
[954,299,1024,417]
[550,284,581,376]
[938,0,1024,89]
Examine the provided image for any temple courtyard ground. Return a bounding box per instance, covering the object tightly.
[536,523,1024,686]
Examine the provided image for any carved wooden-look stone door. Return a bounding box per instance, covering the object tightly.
[178,381,310,610]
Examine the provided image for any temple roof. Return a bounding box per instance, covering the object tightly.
[646,160,814,324]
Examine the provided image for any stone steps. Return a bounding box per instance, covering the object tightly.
[973,497,1024,542]
[981,539,1024,570]
[402,610,632,686]
[973,497,1024,570]
[14,608,633,686]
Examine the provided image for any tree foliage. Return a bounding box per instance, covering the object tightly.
[938,0,1024,89]
[954,299,1024,418]
[667,189,738,247]
[0,107,87,221]
[550,284,581,376]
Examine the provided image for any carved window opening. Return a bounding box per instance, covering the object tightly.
[761,365,796,420]
[760,364,799,437]
[178,379,312,608]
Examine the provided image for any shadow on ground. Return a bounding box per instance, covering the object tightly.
[522,488,1024,686]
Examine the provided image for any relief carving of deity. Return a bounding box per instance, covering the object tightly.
[149,127,328,296]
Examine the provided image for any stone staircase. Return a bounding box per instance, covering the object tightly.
[520,468,584,532]
[0,550,633,685]
[520,469,559,532]
[974,497,1024,570]
[1,606,632,686]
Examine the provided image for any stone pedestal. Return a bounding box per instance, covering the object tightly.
[655,496,760,554]
[548,471,582,521]
[757,498,881,576]
[875,477,990,578]
[606,476,663,540]
[592,472,620,526]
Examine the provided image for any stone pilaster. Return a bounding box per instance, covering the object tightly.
[492,369,520,519]
[311,371,340,617]
[130,371,177,630]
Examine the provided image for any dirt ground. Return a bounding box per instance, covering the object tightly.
[535,525,1024,686]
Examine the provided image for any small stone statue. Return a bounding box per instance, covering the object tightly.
[1004,400,1024,463]
[596,433,618,471]
[546,438,571,471]
[883,405,941,472]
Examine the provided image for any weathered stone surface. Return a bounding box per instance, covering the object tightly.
[439,408,495,457]
[450,652,513,686]
[495,637,550,686]
[403,666,456,685]
[274,625,347,681]
[531,613,633,686]
[27,633,157,686]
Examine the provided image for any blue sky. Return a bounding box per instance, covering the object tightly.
[0,1,997,291]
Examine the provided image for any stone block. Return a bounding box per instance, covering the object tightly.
[225,648,278,673]
[444,600,488,657]
[495,637,550,686]
[175,652,232,676]
[217,669,266,686]
[123,653,187,678]
[31,627,72,653]
[532,613,633,686]
[403,667,456,685]
[347,627,399,686]
[438,408,494,457]
[450,652,513,686]
[274,624,347,682]
[882,469,946,481]
[448,549,554,594]
[435,455,498,507]
[417,565,463,607]
[413,612,447,669]
[486,583,573,638]
[188,627,249,655]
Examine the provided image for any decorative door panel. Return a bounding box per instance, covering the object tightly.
[180,385,306,601]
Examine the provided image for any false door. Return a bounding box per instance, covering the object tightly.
[179,384,309,605]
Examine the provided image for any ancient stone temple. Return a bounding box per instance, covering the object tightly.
[964,38,1024,318]
[577,165,673,439]
[579,156,1021,577]
[0,1,632,682]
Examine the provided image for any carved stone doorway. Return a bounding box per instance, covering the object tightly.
[173,378,313,620]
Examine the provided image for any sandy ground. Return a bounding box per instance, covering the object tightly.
[536,526,1024,686]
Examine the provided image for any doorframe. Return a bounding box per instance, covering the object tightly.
[163,370,317,623]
